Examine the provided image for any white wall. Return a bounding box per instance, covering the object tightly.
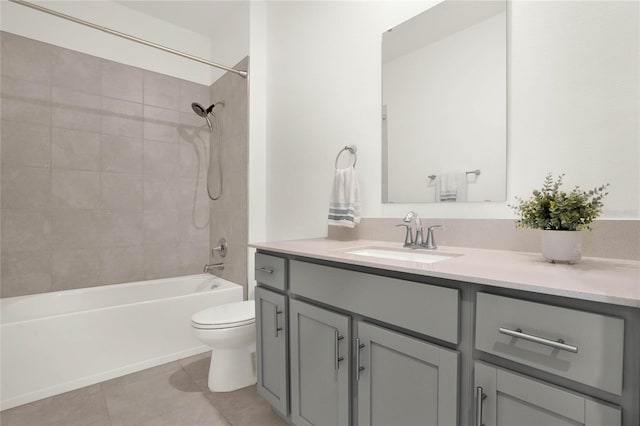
[258,0,639,241]
[0,0,214,84]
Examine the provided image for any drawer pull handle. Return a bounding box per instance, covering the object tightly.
[356,338,365,381]
[335,331,345,370]
[274,307,283,337]
[476,386,487,426]
[256,267,274,274]
[499,327,578,353]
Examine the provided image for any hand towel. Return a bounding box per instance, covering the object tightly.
[439,173,467,202]
[328,166,361,228]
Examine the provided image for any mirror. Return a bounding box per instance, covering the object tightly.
[382,0,507,203]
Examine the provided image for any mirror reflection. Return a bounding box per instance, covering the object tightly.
[382,0,507,203]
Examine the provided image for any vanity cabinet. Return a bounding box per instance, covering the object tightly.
[254,249,639,426]
[356,321,459,426]
[255,287,288,416]
[474,361,621,426]
[289,299,351,426]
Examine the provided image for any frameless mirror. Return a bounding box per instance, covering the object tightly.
[382,0,507,203]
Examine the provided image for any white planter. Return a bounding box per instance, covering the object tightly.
[541,230,583,263]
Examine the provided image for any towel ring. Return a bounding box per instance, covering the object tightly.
[335,145,357,169]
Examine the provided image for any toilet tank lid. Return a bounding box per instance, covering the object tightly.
[192,300,255,326]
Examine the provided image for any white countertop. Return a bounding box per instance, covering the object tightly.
[250,238,640,308]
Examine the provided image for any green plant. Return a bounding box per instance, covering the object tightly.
[510,174,609,231]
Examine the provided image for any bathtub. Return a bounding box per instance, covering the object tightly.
[0,274,242,410]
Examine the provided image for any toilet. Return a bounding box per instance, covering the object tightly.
[191,300,256,392]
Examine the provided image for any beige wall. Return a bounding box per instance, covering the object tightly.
[208,57,249,298]
[329,219,640,261]
[1,32,212,298]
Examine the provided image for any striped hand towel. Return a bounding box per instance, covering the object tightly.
[328,166,361,228]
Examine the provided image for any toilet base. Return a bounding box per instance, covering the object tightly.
[208,347,256,392]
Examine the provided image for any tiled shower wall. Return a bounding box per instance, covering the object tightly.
[0,32,213,298]
[208,57,249,297]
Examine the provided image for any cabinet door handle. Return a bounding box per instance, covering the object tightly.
[274,307,283,337]
[256,267,274,274]
[476,386,487,426]
[498,327,578,353]
[355,338,365,381]
[335,330,344,370]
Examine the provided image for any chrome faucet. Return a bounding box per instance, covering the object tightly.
[398,211,445,249]
[401,211,424,247]
[204,262,224,273]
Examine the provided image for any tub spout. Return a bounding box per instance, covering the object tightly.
[204,262,224,273]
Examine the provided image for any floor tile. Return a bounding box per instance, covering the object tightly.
[205,385,288,426]
[1,356,286,426]
[0,384,110,426]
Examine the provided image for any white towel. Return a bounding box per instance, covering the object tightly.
[439,173,467,202]
[328,166,361,228]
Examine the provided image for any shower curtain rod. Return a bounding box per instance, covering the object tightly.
[8,0,248,79]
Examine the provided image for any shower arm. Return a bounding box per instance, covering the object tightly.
[8,0,248,79]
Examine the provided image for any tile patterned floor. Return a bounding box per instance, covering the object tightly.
[0,352,287,426]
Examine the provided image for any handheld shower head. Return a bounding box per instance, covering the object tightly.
[191,102,213,132]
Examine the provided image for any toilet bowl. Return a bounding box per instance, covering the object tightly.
[191,300,256,392]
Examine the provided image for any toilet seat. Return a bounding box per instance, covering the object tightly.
[192,300,255,330]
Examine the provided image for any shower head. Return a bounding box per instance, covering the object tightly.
[191,102,213,132]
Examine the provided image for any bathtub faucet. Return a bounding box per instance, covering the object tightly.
[204,262,224,273]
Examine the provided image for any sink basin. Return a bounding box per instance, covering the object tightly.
[345,248,458,264]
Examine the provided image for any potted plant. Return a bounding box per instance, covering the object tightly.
[510,173,609,263]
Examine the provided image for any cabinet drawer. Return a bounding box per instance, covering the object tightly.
[255,253,287,291]
[290,260,459,344]
[475,293,624,395]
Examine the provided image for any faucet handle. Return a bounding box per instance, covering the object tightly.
[396,224,413,247]
[424,225,445,249]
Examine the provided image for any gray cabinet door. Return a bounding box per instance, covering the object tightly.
[255,287,288,416]
[290,299,350,426]
[474,361,621,426]
[356,322,459,426]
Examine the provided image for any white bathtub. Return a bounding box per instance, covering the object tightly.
[0,274,242,410]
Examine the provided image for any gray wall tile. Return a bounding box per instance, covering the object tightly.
[179,137,208,180]
[1,76,51,126]
[102,97,143,138]
[208,57,249,294]
[101,172,143,211]
[143,140,180,177]
[102,60,143,103]
[101,134,143,173]
[52,47,102,95]
[1,166,51,209]
[1,31,52,84]
[144,70,180,109]
[144,105,179,143]
[143,209,181,245]
[1,209,51,252]
[52,169,101,209]
[179,243,209,275]
[99,211,144,247]
[180,80,209,113]
[0,249,52,298]
[52,87,101,133]
[52,128,101,171]
[143,244,181,280]
[52,248,102,291]
[51,209,99,249]
[1,120,51,168]
[100,246,144,284]
[143,176,180,211]
[1,33,214,297]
